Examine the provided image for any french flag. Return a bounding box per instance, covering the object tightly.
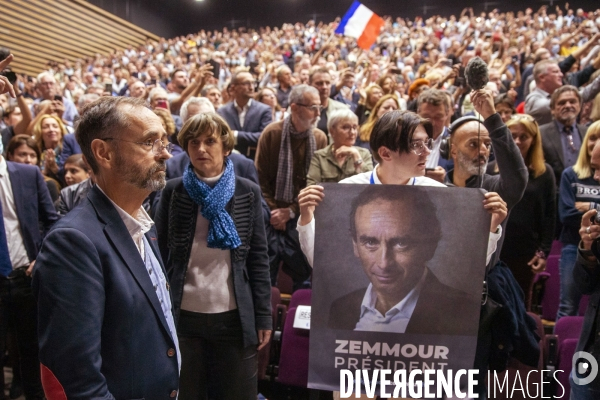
[335,1,385,50]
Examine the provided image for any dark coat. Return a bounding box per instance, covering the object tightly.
[58,133,82,170]
[33,186,179,399]
[6,161,58,261]
[155,176,272,347]
[573,248,600,391]
[56,178,93,216]
[539,121,587,186]
[217,101,272,159]
[328,271,479,335]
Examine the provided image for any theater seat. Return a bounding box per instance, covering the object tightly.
[556,338,578,397]
[258,287,283,380]
[541,255,560,321]
[289,289,311,309]
[277,307,310,388]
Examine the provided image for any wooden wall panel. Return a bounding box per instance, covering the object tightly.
[0,0,159,76]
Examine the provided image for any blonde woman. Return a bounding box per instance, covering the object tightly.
[32,113,67,183]
[493,114,556,308]
[356,94,400,150]
[556,120,600,320]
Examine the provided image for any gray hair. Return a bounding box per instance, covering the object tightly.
[180,97,215,122]
[533,60,558,82]
[200,84,218,97]
[37,71,56,83]
[147,87,168,102]
[327,108,358,132]
[288,84,319,106]
[77,93,100,108]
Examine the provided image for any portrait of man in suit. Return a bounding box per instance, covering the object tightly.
[328,186,478,335]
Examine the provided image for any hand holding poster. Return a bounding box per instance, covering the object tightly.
[308,184,490,397]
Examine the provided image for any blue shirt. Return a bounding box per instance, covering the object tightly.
[142,236,181,371]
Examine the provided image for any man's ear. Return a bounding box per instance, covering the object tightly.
[449,141,457,160]
[352,239,359,258]
[377,146,393,162]
[90,139,114,170]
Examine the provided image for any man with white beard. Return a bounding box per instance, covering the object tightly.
[255,84,328,288]
[444,89,528,267]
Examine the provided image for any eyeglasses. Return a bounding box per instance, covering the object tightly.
[410,138,434,156]
[296,103,324,113]
[104,138,174,155]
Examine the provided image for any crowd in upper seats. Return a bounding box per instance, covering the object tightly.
[2,3,600,398]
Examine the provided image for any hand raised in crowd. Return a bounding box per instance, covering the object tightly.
[579,209,600,257]
[270,208,291,231]
[483,192,507,233]
[194,63,214,85]
[0,54,16,98]
[44,149,59,175]
[471,89,496,120]
[298,185,325,227]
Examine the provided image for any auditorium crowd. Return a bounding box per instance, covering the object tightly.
[2,3,600,400]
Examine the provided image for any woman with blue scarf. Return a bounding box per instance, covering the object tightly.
[155,112,271,400]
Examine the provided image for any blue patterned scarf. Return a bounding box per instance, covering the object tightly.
[183,157,241,250]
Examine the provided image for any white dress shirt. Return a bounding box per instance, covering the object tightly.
[425,128,448,169]
[355,270,427,333]
[234,98,252,128]
[0,157,30,268]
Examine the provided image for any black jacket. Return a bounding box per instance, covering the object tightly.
[446,113,529,267]
[56,178,93,216]
[155,176,272,347]
[573,247,600,390]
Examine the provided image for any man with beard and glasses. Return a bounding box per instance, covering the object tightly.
[32,97,181,399]
[255,84,327,287]
[445,89,528,267]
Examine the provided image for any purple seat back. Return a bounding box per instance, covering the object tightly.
[579,295,589,316]
[289,289,312,309]
[271,287,281,313]
[554,316,584,346]
[277,307,310,387]
[541,255,560,321]
[557,338,578,397]
[277,263,294,296]
[550,240,563,256]
[258,287,283,380]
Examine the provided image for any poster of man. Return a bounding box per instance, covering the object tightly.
[308,184,490,393]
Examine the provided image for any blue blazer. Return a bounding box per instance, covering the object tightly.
[33,186,179,399]
[6,161,58,262]
[58,133,82,170]
[166,152,259,184]
[217,101,272,159]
